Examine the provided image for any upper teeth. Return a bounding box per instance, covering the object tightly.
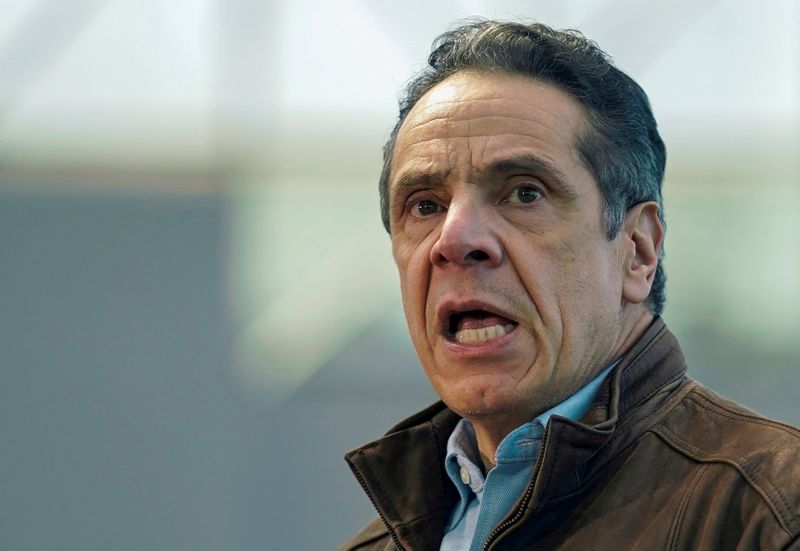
[455,324,515,344]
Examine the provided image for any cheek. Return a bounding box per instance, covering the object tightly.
[507,241,563,316]
[508,230,602,329]
[555,243,623,329]
[393,241,433,326]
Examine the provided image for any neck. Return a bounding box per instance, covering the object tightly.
[611,309,654,360]
[471,415,522,470]
[479,450,495,473]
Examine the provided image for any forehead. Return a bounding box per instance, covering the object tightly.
[390,71,590,188]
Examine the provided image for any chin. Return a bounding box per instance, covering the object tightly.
[441,378,525,420]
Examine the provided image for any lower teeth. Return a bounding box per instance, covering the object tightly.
[455,324,515,344]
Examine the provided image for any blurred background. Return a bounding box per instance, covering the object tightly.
[0,1,797,549]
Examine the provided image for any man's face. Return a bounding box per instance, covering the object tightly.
[388,71,632,426]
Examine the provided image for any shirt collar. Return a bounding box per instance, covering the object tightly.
[445,361,617,484]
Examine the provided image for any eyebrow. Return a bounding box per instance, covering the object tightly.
[390,153,580,207]
[390,170,448,210]
[483,154,579,202]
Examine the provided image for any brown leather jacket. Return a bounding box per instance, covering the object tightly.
[340,320,800,550]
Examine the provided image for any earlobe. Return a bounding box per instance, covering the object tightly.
[621,202,664,305]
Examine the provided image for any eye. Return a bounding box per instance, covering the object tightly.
[506,186,542,205]
[411,199,443,218]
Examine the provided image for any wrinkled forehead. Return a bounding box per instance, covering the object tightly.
[391,71,590,183]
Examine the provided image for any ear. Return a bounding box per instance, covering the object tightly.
[621,202,663,305]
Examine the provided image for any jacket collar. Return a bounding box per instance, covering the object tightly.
[345,318,688,549]
[345,401,461,549]
[524,318,689,507]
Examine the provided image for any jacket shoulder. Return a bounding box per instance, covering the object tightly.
[338,516,394,551]
[653,381,800,536]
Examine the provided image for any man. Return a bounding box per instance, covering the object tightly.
[340,20,800,550]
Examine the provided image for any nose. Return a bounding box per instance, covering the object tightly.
[430,196,503,268]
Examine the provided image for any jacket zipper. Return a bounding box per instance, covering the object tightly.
[351,461,407,551]
[482,427,551,550]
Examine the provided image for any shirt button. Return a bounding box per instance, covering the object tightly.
[460,466,470,485]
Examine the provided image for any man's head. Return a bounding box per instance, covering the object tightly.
[383,20,665,435]
[382,20,666,312]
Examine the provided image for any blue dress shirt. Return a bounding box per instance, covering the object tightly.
[440,364,615,551]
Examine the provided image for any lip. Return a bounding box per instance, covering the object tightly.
[437,298,520,331]
[442,323,520,356]
[436,298,520,354]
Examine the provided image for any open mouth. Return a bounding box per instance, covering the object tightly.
[446,310,518,345]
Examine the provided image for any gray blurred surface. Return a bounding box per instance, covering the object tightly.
[0,190,245,550]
